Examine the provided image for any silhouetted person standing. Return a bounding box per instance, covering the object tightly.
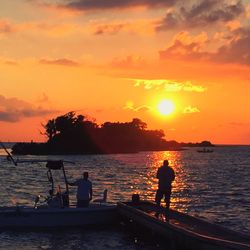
[155,160,175,218]
[68,172,92,208]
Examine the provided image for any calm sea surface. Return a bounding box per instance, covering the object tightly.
[0,146,249,249]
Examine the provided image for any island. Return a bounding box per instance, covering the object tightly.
[11,112,214,155]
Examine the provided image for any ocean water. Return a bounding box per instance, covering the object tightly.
[0,146,249,249]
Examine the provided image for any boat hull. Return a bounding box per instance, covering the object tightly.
[0,204,117,229]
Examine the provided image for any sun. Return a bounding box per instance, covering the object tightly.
[157,100,175,116]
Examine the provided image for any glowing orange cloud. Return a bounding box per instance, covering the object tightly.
[133,79,207,92]
[183,106,200,114]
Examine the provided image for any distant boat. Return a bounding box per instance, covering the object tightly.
[197,148,213,153]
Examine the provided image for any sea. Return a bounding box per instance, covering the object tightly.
[0,145,249,249]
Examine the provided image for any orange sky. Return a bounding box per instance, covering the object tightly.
[1,0,250,144]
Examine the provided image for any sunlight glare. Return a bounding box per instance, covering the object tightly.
[157,100,175,116]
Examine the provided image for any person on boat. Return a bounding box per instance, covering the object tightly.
[155,160,175,217]
[46,189,63,208]
[68,172,93,208]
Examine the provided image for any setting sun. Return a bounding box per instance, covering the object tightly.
[157,100,175,116]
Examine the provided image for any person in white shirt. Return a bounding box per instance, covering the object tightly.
[68,172,92,207]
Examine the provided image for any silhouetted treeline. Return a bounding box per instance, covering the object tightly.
[11,112,213,155]
[180,140,214,147]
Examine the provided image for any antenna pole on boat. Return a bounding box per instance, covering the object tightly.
[47,168,54,194]
[0,141,17,166]
[62,162,70,205]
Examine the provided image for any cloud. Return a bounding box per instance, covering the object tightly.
[39,58,80,66]
[93,23,125,35]
[91,18,155,36]
[183,106,200,114]
[226,20,241,31]
[159,31,208,59]
[159,27,250,66]
[0,95,57,122]
[133,78,207,92]
[212,27,250,65]
[159,31,209,61]
[56,0,176,11]
[0,18,82,38]
[156,0,245,30]
[124,101,152,112]
[134,105,151,112]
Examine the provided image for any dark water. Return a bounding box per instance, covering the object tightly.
[0,146,249,249]
[0,226,163,250]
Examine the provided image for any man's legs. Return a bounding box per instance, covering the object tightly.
[164,189,171,220]
[155,190,163,218]
[77,200,89,208]
[155,189,163,207]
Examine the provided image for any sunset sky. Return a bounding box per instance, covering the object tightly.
[1,0,250,144]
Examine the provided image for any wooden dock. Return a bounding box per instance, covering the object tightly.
[117,201,250,250]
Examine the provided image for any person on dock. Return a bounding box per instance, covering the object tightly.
[155,160,175,218]
[68,172,93,207]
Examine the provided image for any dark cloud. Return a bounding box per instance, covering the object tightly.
[0,112,18,122]
[63,0,176,11]
[159,31,209,61]
[156,12,180,31]
[0,95,57,122]
[0,95,31,110]
[159,27,250,66]
[156,0,245,30]
[159,40,209,61]
[213,27,250,65]
[94,24,125,35]
[39,58,79,66]
[0,109,56,122]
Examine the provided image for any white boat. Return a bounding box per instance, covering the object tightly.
[0,158,117,229]
[118,201,250,250]
[0,204,117,229]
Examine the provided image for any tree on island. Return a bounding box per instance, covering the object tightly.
[11,111,213,155]
[12,112,170,155]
